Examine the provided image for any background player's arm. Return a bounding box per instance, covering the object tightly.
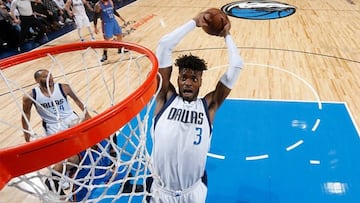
[62,84,91,120]
[113,9,125,23]
[93,3,101,34]
[82,0,93,12]
[22,92,34,142]
[64,0,73,18]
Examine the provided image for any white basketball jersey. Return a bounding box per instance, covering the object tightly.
[151,94,212,191]
[33,83,74,124]
[71,0,86,16]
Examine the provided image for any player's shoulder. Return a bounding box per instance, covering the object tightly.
[58,83,71,90]
[23,89,34,99]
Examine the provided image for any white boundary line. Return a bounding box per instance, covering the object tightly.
[207,152,225,160]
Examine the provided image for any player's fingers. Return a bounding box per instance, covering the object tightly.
[219,21,231,37]
[194,12,208,27]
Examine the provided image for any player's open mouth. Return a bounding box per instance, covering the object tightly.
[183,89,192,93]
[183,90,193,96]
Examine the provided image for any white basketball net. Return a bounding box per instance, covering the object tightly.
[0,44,158,202]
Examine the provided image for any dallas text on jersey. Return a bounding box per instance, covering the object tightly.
[167,107,204,124]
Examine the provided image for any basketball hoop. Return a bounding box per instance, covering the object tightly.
[0,41,158,202]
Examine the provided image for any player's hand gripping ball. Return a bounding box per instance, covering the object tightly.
[202,8,230,36]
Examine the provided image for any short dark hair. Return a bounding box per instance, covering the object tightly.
[175,54,207,71]
[34,69,47,80]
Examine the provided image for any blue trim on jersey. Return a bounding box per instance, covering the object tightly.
[32,88,36,100]
[153,93,177,129]
[33,83,68,127]
[201,98,213,136]
[58,83,67,101]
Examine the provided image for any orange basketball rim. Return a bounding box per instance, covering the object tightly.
[0,41,158,190]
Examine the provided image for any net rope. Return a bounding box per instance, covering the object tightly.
[0,43,158,203]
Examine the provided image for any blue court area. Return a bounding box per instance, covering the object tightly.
[88,98,360,203]
[207,99,360,203]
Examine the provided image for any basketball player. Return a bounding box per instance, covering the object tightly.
[22,69,90,142]
[22,69,143,198]
[150,11,244,203]
[65,0,95,41]
[21,69,92,196]
[93,0,126,62]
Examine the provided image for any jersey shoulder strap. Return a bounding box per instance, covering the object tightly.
[31,88,36,101]
[58,83,67,100]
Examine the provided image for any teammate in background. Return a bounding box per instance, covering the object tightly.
[21,69,140,198]
[22,69,90,142]
[150,11,244,203]
[22,69,91,194]
[93,0,126,62]
[65,0,95,41]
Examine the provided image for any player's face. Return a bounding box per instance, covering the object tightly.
[178,68,202,102]
[38,71,54,88]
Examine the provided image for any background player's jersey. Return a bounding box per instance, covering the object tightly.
[99,1,115,23]
[71,0,86,16]
[33,83,74,124]
[151,93,212,191]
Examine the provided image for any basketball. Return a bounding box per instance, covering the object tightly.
[202,8,230,36]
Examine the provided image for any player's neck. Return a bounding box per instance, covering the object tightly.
[40,86,54,95]
[182,98,197,104]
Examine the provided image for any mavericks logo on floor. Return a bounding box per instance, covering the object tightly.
[221,0,296,20]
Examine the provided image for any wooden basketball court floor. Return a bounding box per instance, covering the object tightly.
[1,0,360,202]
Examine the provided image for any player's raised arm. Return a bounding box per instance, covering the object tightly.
[155,19,198,111]
[205,34,244,117]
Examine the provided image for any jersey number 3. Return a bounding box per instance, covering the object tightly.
[193,127,202,145]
